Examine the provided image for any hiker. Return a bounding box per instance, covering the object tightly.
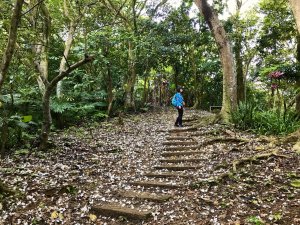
[172,87,185,127]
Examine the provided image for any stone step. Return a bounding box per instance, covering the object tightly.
[169,127,197,133]
[159,158,204,163]
[162,141,198,146]
[145,172,190,178]
[164,145,200,151]
[129,181,184,189]
[91,203,152,220]
[153,165,199,171]
[162,151,203,157]
[119,190,172,202]
[166,136,194,141]
[183,117,197,122]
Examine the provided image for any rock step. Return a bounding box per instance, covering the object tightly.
[129,181,184,189]
[183,117,197,122]
[169,127,197,133]
[159,158,204,163]
[119,190,172,202]
[91,203,152,220]
[164,145,200,151]
[154,165,199,171]
[162,151,203,157]
[162,141,198,146]
[166,136,194,141]
[145,172,190,178]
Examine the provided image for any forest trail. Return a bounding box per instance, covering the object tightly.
[91,112,205,222]
[0,108,299,224]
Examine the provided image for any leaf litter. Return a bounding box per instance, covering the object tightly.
[0,108,299,224]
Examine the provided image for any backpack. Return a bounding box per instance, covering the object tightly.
[171,94,177,107]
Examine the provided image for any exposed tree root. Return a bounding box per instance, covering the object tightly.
[0,181,18,196]
[192,129,223,137]
[200,137,249,148]
[232,150,290,172]
[191,150,291,187]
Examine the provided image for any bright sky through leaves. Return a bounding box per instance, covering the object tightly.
[168,0,260,18]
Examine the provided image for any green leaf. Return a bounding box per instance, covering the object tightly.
[290,179,300,188]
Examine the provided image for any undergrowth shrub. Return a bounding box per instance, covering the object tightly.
[231,102,300,135]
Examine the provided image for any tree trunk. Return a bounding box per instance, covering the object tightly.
[31,1,51,95]
[107,65,113,118]
[0,0,24,91]
[39,56,94,150]
[56,0,78,98]
[235,36,245,103]
[190,45,201,109]
[290,0,300,33]
[295,35,300,116]
[124,41,136,111]
[56,21,77,98]
[174,64,179,88]
[39,89,52,150]
[194,0,237,122]
[143,76,148,104]
[0,113,8,158]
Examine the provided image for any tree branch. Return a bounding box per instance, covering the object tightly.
[104,0,130,26]
[0,0,24,91]
[137,0,148,18]
[150,0,168,18]
[49,55,94,90]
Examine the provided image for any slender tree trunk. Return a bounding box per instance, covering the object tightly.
[31,2,51,95]
[194,0,237,122]
[234,0,245,104]
[190,45,200,109]
[0,0,24,91]
[107,65,113,118]
[57,0,78,98]
[235,36,245,103]
[39,89,52,150]
[143,76,148,104]
[56,21,77,98]
[290,0,300,33]
[124,41,136,111]
[0,110,9,158]
[174,64,179,88]
[295,35,300,116]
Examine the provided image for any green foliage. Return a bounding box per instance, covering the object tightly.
[231,102,255,130]
[246,216,265,225]
[0,113,35,151]
[290,179,300,188]
[14,149,30,156]
[51,101,75,114]
[231,102,300,135]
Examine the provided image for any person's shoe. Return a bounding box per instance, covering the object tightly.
[179,124,183,127]
[174,123,179,127]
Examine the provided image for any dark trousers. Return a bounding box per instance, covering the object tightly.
[175,107,183,125]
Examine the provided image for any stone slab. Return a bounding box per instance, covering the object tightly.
[162,141,198,146]
[154,165,199,171]
[159,158,204,163]
[164,145,200,151]
[169,127,197,133]
[129,181,183,189]
[162,151,203,157]
[91,203,152,220]
[166,136,194,141]
[119,190,172,202]
[145,172,190,178]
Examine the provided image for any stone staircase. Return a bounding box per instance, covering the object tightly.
[91,115,203,222]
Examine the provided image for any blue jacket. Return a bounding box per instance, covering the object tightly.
[174,93,184,107]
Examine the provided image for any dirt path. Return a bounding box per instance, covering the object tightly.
[0,108,299,224]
